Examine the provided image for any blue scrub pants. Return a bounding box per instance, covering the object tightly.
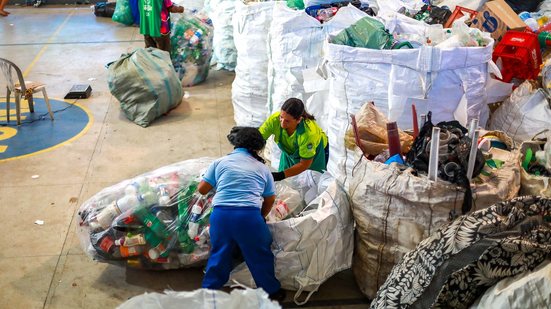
[202,206,281,294]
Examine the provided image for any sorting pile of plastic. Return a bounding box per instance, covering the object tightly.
[171,12,214,87]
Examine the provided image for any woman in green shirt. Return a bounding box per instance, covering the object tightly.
[259,98,329,181]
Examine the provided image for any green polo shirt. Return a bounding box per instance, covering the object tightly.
[259,111,328,159]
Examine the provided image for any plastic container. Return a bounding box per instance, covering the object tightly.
[492,30,542,82]
[317,7,338,23]
[187,203,203,239]
[538,31,551,47]
[443,6,478,28]
[519,11,539,32]
[94,195,139,229]
[386,122,401,157]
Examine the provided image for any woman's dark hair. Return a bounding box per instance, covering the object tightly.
[227,126,266,163]
[281,98,315,121]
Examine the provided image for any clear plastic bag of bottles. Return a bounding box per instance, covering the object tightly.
[170,11,214,87]
[77,158,216,270]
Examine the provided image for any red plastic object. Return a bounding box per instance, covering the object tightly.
[444,6,478,28]
[411,103,419,140]
[386,122,401,157]
[492,30,542,82]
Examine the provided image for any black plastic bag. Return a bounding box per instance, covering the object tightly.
[94,1,116,18]
[505,0,543,14]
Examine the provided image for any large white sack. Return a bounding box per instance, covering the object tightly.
[173,0,205,12]
[204,0,237,70]
[267,3,368,126]
[488,80,551,145]
[117,288,281,309]
[435,0,488,11]
[324,13,493,184]
[228,180,354,305]
[375,0,425,15]
[232,1,277,127]
[470,260,551,309]
[266,4,367,165]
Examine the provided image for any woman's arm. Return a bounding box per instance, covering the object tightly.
[281,158,313,178]
[261,195,276,218]
[197,180,213,195]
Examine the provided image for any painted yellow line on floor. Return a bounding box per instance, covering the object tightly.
[22,9,76,77]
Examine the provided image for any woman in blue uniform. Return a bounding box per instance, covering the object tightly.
[198,126,285,301]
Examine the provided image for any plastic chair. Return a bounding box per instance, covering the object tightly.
[0,57,53,125]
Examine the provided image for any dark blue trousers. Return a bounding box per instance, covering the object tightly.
[202,206,281,294]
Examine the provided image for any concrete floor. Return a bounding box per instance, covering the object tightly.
[0,6,368,309]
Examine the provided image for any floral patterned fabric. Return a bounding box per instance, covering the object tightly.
[371,196,551,309]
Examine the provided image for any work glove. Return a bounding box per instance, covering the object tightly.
[271,171,286,181]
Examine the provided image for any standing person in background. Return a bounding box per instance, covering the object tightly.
[197,126,286,302]
[259,98,329,182]
[139,0,184,52]
[0,0,10,16]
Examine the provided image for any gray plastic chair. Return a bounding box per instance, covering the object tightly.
[0,57,53,125]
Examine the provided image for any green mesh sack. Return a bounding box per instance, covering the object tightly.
[107,48,183,127]
[331,16,394,49]
[112,0,134,26]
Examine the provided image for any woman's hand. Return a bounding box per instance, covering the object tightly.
[261,195,276,218]
[170,5,184,13]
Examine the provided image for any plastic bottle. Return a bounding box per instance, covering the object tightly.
[157,185,171,206]
[519,11,539,32]
[178,180,199,223]
[538,31,551,47]
[96,194,140,229]
[134,203,170,239]
[189,30,203,45]
[97,233,116,254]
[194,225,210,246]
[144,230,166,260]
[116,245,144,258]
[316,7,338,23]
[187,201,203,239]
[386,122,401,157]
[115,234,146,247]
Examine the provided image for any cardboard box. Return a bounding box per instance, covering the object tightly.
[471,0,527,42]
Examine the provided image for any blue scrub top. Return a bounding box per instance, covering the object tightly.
[202,148,275,209]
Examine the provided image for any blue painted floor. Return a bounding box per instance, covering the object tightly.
[0,98,91,161]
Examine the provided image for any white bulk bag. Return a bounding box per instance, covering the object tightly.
[117,288,281,309]
[228,180,354,305]
[489,80,551,145]
[266,4,367,165]
[204,0,237,70]
[324,13,493,183]
[470,260,551,309]
[232,1,278,127]
[267,3,368,118]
